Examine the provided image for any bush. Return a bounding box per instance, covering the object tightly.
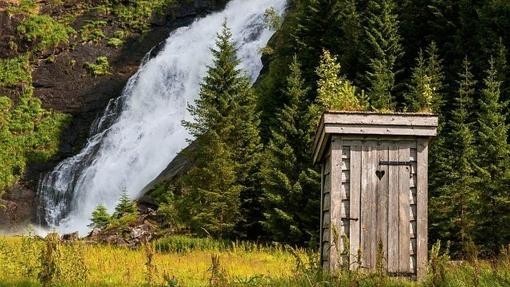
[85,56,111,76]
[17,14,75,52]
[0,88,70,192]
[0,54,31,87]
[80,20,107,43]
[111,0,173,32]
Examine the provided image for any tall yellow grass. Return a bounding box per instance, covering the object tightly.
[0,236,299,287]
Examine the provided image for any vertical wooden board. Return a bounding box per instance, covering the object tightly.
[387,143,399,272]
[398,145,411,273]
[368,145,378,269]
[416,139,429,280]
[360,144,372,269]
[330,137,343,269]
[320,163,324,265]
[376,144,389,269]
[349,145,361,270]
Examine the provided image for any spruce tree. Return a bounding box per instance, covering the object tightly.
[406,50,432,112]
[406,42,445,113]
[425,41,446,115]
[430,58,476,249]
[261,56,319,245]
[113,190,137,219]
[182,22,260,237]
[474,57,510,253]
[89,204,111,229]
[363,0,404,110]
[431,57,477,256]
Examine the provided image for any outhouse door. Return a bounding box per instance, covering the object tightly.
[343,140,417,275]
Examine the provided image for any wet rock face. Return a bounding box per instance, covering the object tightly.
[0,184,35,230]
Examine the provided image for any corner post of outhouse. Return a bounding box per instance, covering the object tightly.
[416,138,429,280]
[329,135,343,269]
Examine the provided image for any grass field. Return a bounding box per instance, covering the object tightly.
[0,235,509,287]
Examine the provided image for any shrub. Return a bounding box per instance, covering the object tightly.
[0,54,31,87]
[107,37,124,48]
[0,88,70,193]
[85,56,112,76]
[81,20,108,43]
[17,14,75,52]
[111,0,173,32]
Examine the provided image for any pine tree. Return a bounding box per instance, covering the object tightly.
[113,190,137,219]
[182,133,241,236]
[432,57,477,256]
[474,57,510,253]
[182,22,260,237]
[261,56,319,244]
[309,50,361,128]
[336,0,363,80]
[430,57,477,250]
[89,204,111,229]
[406,50,432,112]
[425,41,446,115]
[406,42,445,113]
[363,0,404,110]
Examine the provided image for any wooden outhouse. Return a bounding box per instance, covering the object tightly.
[313,112,438,280]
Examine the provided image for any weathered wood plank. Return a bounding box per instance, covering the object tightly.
[398,146,411,273]
[349,144,361,270]
[323,113,439,127]
[330,136,344,269]
[320,162,324,265]
[376,144,389,270]
[387,143,399,272]
[323,193,331,211]
[324,125,437,137]
[360,144,371,269]
[416,139,429,280]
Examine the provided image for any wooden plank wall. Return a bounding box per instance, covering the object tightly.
[322,138,423,277]
[321,152,331,268]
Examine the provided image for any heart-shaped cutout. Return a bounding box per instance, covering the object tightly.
[376,170,385,180]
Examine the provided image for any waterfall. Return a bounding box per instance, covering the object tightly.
[38,0,287,234]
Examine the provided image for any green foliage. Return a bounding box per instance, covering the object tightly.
[261,56,319,245]
[6,0,38,16]
[80,20,107,43]
[473,57,510,253]
[89,204,111,229]
[0,55,31,88]
[17,14,75,52]
[430,58,478,257]
[406,42,445,113]
[363,0,404,111]
[85,56,111,77]
[155,236,230,253]
[107,37,124,48]
[0,88,70,193]
[113,190,138,219]
[310,49,361,121]
[263,7,282,30]
[181,23,261,238]
[109,0,173,32]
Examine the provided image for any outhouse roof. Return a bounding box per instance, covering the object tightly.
[313,111,439,164]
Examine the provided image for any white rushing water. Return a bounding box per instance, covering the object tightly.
[38,0,287,234]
